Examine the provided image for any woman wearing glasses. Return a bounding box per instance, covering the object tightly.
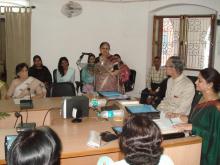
[94,42,119,92]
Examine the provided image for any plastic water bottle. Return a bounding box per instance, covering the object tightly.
[99,110,124,121]
[89,98,106,108]
[61,98,67,119]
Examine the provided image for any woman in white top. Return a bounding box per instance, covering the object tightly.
[57,57,75,84]
[97,115,174,165]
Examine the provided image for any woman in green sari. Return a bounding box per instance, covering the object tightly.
[175,68,220,165]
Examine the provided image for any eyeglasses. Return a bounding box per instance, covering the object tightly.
[165,65,174,68]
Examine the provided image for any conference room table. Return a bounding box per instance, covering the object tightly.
[0,97,202,165]
[0,97,62,128]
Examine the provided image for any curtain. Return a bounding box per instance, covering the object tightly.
[0,18,6,81]
[4,7,31,84]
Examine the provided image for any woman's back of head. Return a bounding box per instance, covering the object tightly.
[119,115,163,165]
[7,126,62,165]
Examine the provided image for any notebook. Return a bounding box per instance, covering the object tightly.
[125,104,160,119]
[98,91,129,100]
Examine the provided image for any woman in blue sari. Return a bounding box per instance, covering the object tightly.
[175,68,220,165]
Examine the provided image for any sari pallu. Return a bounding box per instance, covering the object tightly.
[12,77,46,99]
[190,99,220,165]
[95,55,119,92]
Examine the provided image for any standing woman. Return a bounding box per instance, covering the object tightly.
[6,63,46,99]
[95,42,119,92]
[175,68,220,165]
[56,57,75,84]
[81,54,96,93]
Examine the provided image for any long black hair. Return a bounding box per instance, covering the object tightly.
[58,57,69,76]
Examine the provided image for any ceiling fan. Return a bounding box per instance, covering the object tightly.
[61,1,82,18]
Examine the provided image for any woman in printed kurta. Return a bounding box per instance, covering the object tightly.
[95,42,119,92]
[175,68,220,165]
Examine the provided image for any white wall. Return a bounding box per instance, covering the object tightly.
[215,25,220,70]
[0,0,29,6]
[31,0,220,96]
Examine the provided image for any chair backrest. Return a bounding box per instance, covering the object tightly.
[53,69,57,83]
[75,69,83,94]
[124,69,136,92]
[50,82,76,97]
[187,76,197,88]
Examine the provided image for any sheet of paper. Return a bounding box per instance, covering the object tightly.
[153,112,180,134]
[170,117,184,125]
[153,118,180,134]
[87,130,101,148]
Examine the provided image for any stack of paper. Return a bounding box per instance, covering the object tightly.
[117,100,139,106]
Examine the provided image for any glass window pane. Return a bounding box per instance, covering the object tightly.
[186,17,211,69]
[161,18,180,66]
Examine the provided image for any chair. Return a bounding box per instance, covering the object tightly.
[53,69,57,83]
[50,82,76,97]
[124,69,136,92]
[140,77,168,106]
[75,69,83,94]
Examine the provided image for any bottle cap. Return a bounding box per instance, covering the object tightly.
[97,111,101,117]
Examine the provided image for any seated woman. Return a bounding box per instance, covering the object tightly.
[6,63,46,99]
[97,115,174,165]
[95,42,119,92]
[175,68,220,165]
[81,54,96,93]
[56,57,75,84]
[7,126,62,165]
[29,55,52,97]
[114,54,130,94]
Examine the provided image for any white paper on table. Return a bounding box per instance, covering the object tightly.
[153,112,180,134]
[87,130,101,148]
[117,100,139,106]
[170,117,184,125]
